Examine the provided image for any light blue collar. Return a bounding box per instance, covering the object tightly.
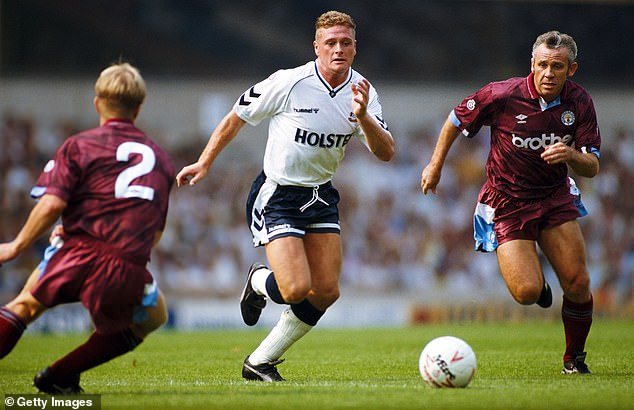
[539,95,561,111]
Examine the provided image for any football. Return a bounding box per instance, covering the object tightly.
[418,336,476,388]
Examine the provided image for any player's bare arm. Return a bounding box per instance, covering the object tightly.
[421,117,462,194]
[0,194,67,264]
[541,142,599,177]
[352,79,395,161]
[176,111,246,187]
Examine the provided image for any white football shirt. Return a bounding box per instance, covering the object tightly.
[233,60,389,186]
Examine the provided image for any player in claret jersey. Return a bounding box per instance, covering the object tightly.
[0,63,175,393]
[421,31,600,375]
[177,10,395,381]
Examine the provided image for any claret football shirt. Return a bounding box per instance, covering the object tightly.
[31,120,175,262]
[450,73,601,199]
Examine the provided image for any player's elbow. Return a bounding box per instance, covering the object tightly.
[376,153,393,162]
[574,161,599,178]
[380,148,396,162]
[588,161,599,177]
[39,194,67,216]
[571,153,599,178]
[374,143,395,162]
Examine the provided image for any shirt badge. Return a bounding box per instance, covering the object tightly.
[515,114,528,124]
[466,99,476,111]
[561,111,575,126]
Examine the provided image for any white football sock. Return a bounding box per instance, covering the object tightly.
[251,267,272,297]
[248,308,312,364]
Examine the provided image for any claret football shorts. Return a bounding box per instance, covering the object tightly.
[32,236,157,333]
[473,177,587,252]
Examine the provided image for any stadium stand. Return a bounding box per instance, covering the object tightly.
[1,1,633,322]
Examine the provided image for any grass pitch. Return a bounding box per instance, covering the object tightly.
[1,320,633,409]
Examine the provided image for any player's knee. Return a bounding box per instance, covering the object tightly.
[278,279,311,304]
[132,310,167,339]
[134,300,169,338]
[5,295,46,325]
[153,303,169,329]
[280,283,311,304]
[154,307,169,329]
[319,285,340,306]
[151,291,169,329]
[307,284,340,310]
[511,283,542,305]
[561,272,590,298]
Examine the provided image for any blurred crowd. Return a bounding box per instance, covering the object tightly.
[1,112,632,313]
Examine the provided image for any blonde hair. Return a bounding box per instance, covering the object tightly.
[95,62,146,116]
[315,10,356,39]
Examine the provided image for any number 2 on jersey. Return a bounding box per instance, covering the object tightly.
[115,142,156,201]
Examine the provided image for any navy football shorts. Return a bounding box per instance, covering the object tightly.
[246,171,341,247]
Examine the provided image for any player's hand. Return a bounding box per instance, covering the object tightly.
[351,79,370,119]
[541,142,572,165]
[49,224,64,244]
[421,164,441,195]
[176,162,208,187]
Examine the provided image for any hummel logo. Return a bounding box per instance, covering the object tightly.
[293,108,320,114]
[375,115,389,130]
[239,87,261,106]
[515,114,527,124]
[252,208,264,231]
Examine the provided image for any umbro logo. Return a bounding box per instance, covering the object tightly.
[239,87,261,106]
[515,114,528,124]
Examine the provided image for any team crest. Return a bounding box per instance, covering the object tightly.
[466,99,476,111]
[561,111,575,126]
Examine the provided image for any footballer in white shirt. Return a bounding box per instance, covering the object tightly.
[176,10,395,382]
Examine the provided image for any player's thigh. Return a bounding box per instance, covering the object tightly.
[496,239,543,301]
[303,232,342,289]
[265,236,312,295]
[538,220,590,298]
[303,232,341,309]
[20,266,42,294]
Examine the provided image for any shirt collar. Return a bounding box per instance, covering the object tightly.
[103,119,134,127]
[314,60,352,98]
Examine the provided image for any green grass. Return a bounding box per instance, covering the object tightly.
[1,320,633,409]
